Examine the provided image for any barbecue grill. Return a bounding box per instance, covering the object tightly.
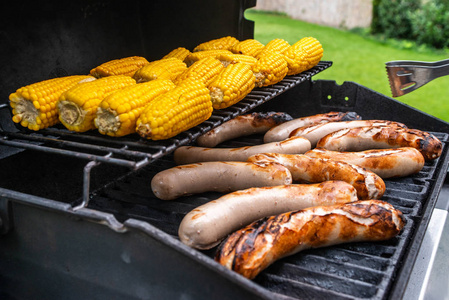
[1,1,449,299]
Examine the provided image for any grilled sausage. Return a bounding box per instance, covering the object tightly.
[215,200,405,280]
[173,136,311,165]
[305,147,425,178]
[197,112,293,147]
[264,111,361,143]
[316,126,442,161]
[179,181,358,250]
[288,120,407,147]
[151,161,292,200]
[247,153,385,199]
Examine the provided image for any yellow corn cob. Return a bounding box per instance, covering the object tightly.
[208,63,256,109]
[282,46,309,75]
[162,47,191,61]
[89,56,150,78]
[292,37,323,69]
[230,39,265,57]
[136,78,213,140]
[252,51,288,87]
[175,56,224,86]
[9,75,95,131]
[95,79,175,137]
[133,58,187,83]
[57,75,136,132]
[193,36,239,52]
[184,50,232,67]
[258,39,290,57]
[216,53,258,67]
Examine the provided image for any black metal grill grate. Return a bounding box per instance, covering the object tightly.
[86,130,449,300]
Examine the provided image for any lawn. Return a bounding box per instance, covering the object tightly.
[245,10,449,122]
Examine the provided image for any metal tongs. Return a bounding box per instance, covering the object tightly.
[385,58,449,97]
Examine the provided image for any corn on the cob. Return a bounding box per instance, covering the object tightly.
[193,36,239,52]
[252,51,288,87]
[258,39,290,57]
[57,75,136,132]
[9,75,95,131]
[184,50,232,67]
[208,63,256,109]
[216,53,258,67]
[133,58,187,83]
[95,79,175,137]
[162,47,191,61]
[136,78,213,140]
[282,46,309,75]
[230,39,265,57]
[292,37,323,70]
[89,56,149,78]
[175,56,224,86]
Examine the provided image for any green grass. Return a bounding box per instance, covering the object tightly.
[245,10,449,122]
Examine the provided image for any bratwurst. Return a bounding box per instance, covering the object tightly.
[196,111,293,147]
[151,161,292,200]
[215,200,405,279]
[179,181,358,250]
[247,153,385,200]
[305,147,425,178]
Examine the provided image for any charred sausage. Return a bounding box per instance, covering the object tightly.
[247,153,386,199]
[288,120,407,147]
[174,136,311,165]
[179,181,358,250]
[151,161,292,200]
[263,111,361,143]
[305,147,425,178]
[197,112,293,147]
[215,200,405,279]
[316,126,442,161]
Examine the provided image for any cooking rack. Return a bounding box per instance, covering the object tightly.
[0,61,331,206]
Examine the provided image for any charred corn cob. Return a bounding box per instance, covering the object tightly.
[95,79,175,137]
[193,36,239,52]
[208,63,256,109]
[57,75,136,132]
[230,39,265,57]
[9,75,95,131]
[292,37,323,69]
[90,56,149,78]
[216,53,258,67]
[136,78,213,140]
[162,47,191,61]
[133,58,187,83]
[175,56,224,86]
[184,50,232,67]
[258,39,290,57]
[252,51,288,87]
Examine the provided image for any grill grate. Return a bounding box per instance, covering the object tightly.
[86,130,449,300]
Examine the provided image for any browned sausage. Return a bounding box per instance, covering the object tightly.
[264,111,361,143]
[305,147,425,178]
[316,126,443,160]
[174,136,311,165]
[289,120,407,147]
[197,112,293,147]
[247,153,385,199]
[215,200,405,279]
[179,181,358,250]
[151,161,292,200]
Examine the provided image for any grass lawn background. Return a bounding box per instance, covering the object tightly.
[246,10,449,123]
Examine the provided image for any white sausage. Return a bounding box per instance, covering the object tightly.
[264,111,361,143]
[179,181,358,250]
[305,147,425,178]
[151,161,292,200]
[289,120,406,147]
[174,136,311,165]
